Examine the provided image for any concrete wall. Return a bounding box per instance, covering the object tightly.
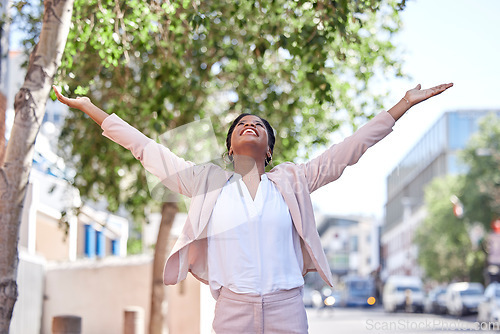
[10,251,46,334]
[11,252,205,334]
[42,255,153,334]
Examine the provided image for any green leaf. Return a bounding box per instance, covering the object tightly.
[74,85,89,95]
[49,87,57,101]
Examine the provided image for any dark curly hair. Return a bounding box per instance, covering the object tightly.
[225,113,275,166]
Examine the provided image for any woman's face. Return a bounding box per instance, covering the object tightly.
[229,115,269,158]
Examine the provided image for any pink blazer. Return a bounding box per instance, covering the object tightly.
[101,111,395,289]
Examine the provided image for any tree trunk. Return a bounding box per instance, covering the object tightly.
[0,92,5,166]
[0,1,74,332]
[149,201,178,334]
[0,0,11,167]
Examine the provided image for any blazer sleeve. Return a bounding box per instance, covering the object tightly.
[302,111,396,193]
[101,113,197,197]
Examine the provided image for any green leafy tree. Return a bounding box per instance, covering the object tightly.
[461,113,500,227]
[416,115,500,284]
[53,0,407,332]
[415,175,485,283]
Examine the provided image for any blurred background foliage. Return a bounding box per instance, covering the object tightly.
[13,0,408,251]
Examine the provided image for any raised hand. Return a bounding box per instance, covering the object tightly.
[52,85,91,110]
[387,82,453,121]
[404,83,454,106]
[52,85,109,125]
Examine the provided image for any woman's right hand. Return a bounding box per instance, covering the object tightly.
[52,85,109,126]
[52,85,92,110]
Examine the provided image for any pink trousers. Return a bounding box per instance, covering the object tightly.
[212,286,308,334]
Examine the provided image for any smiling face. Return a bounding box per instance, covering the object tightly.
[226,114,275,166]
[230,115,269,155]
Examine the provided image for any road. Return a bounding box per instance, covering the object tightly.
[307,306,499,333]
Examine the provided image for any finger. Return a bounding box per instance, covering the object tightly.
[437,83,453,92]
[52,85,64,101]
[53,86,73,106]
[435,83,453,91]
[52,85,61,96]
[430,83,452,96]
[415,84,421,90]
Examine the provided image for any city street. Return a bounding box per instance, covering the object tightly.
[307,307,499,333]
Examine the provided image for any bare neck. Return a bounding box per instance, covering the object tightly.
[232,155,265,179]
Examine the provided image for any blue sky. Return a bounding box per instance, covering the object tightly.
[311,0,500,219]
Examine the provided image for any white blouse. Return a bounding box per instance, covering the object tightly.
[207,174,304,296]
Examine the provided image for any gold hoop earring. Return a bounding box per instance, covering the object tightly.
[266,154,273,167]
[222,151,233,165]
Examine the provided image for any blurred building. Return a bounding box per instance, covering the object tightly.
[301,214,381,290]
[382,109,500,279]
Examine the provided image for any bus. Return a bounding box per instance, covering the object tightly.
[339,276,377,307]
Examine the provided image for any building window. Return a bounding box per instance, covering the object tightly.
[350,236,358,252]
[111,239,120,256]
[84,224,96,258]
[96,230,105,257]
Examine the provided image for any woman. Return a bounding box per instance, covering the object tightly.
[53,82,452,333]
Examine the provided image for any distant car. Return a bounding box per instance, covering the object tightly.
[445,282,485,316]
[424,287,447,314]
[383,275,424,313]
[311,286,342,309]
[478,282,500,322]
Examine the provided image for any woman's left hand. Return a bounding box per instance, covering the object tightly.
[404,83,454,106]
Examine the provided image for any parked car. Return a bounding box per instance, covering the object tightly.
[478,282,500,322]
[424,287,447,314]
[445,282,485,316]
[383,275,424,313]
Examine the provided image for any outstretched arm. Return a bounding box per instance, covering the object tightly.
[303,82,454,192]
[387,83,454,121]
[53,86,109,125]
[52,85,198,197]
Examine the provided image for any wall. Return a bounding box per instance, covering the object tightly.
[10,251,46,334]
[36,212,71,261]
[42,255,152,334]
